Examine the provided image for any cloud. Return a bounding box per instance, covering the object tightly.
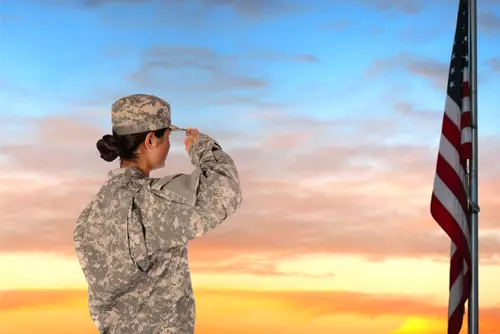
[357,0,500,15]
[368,53,496,90]
[1,110,500,274]
[0,79,39,100]
[396,25,448,44]
[248,52,319,63]
[479,12,500,35]
[38,0,298,18]
[81,0,151,5]
[365,0,424,14]
[3,289,500,334]
[393,102,441,122]
[69,44,318,108]
[0,15,17,23]
[191,257,336,278]
[3,288,500,325]
[319,20,351,30]
[126,45,318,98]
[129,48,267,93]
[366,52,449,89]
[191,0,298,18]
[484,57,500,72]
[0,289,84,311]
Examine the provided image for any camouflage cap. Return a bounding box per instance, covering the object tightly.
[111,94,183,135]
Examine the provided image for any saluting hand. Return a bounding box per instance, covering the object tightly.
[184,128,200,154]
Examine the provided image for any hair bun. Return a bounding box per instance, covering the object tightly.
[96,134,125,162]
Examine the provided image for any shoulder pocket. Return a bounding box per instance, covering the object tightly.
[148,170,202,206]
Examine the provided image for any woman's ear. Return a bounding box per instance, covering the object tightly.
[144,132,157,150]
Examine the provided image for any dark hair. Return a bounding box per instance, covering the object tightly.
[96,128,168,162]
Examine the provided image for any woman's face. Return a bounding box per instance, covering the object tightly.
[149,130,171,170]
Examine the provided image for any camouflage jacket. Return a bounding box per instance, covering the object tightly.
[74,134,242,334]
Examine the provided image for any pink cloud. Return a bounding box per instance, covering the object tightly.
[1,112,499,274]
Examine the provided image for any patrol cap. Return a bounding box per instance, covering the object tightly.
[111,94,184,135]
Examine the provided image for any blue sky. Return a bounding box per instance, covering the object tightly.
[1,0,499,140]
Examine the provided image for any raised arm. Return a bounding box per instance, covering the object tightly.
[144,131,242,249]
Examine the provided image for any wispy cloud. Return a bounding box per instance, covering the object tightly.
[319,20,352,30]
[1,112,499,272]
[479,12,500,35]
[37,0,300,18]
[363,0,425,14]
[484,57,500,71]
[3,288,500,334]
[365,52,448,89]
[357,0,500,15]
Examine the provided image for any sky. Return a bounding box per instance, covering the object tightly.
[1,0,500,333]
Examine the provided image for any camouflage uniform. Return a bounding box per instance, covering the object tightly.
[73,94,242,334]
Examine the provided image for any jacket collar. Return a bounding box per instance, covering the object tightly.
[108,166,147,179]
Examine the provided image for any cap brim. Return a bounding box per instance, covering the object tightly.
[168,125,186,131]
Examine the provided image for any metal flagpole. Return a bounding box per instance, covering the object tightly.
[468,0,479,333]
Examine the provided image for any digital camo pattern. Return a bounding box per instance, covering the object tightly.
[111,94,177,135]
[74,134,242,334]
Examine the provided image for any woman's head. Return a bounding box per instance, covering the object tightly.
[96,94,180,171]
[96,128,171,169]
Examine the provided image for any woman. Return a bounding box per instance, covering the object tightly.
[74,94,242,334]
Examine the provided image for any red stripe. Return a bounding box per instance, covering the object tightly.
[462,265,471,302]
[462,81,470,99]
[461,111,471,129]
[461,142,472,160]
[449,251,462,287]
[441,113,462,152]
[448,302,465,334]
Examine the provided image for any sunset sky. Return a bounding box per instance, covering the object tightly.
[1,0,500,333]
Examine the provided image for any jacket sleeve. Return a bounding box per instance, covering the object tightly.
[144,134,242,249]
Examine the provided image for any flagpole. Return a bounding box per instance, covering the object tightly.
[468,0,479,333]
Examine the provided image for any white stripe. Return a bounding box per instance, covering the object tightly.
[437,134,467,186]
[461,127,472,145]
[462,96,470,113]
[444,95,461,129]
[463,66,469,83]
[433,176,470,249]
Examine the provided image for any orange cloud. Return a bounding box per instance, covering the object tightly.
[1,289,499,334]
[0,289,84,311]
[1,113,499,272]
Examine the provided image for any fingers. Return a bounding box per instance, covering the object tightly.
[186,128,199,137]
[184,128,199,153]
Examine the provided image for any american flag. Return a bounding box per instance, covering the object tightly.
[430,0,472,333]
